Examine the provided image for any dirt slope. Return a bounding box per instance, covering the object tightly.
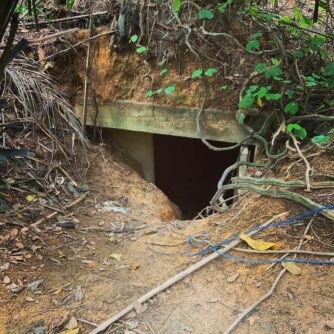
[0,147,334,334]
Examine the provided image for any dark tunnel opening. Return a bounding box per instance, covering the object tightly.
[154,134,241,219]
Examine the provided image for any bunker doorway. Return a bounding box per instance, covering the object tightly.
[153,134,240,219]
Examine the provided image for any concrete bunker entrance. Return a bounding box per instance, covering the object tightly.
[102,128,244,219]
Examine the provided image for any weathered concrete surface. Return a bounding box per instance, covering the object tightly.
[75,99,249,143]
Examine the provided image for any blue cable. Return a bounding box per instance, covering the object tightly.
[185,205,334,265]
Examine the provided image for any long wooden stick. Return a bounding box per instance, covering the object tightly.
[20,11,108,27]
[30,28,79,44]
[31,192,88,228]
[89,213,287,334]
[82,14,93,133]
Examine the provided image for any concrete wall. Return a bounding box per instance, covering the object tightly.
[108,129,155,183]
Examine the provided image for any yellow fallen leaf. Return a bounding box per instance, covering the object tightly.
[282,262,302,276]
[257,98,264,108]
[110,253,122,261]
[58,328,79,334]
[26,195,37,202]
[240,234,276,251]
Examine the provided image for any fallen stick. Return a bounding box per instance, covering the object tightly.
[88,212,287,334]
[30,28,79,44]
[20,11,108,27]
[223,216,314,334]
[233,247,334,257]
[31,192,88,228]
[223,268,286,334]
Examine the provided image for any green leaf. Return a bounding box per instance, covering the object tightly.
[246,40,260,52]
[285,89,294,99]
[246,85,259,94]
[217,1,233,14]
[251,32,262,39]
[265,93,282,101]
[256,87,269,99]
[292,50,304,59]
[198,9,214,19]
[172,0,181,14]
[165,85,175,95]
[264,66,282,78]
[192,69,203,79]
[324,62,334,77]
[287,123,307,140]
[284,102,299,115]
[136,46,147,54]
[145,90,154,97]
[255,63,266,73]
[239,94,255,108]
[160,68,168,75]
[204,67,217,77]
[280,16,293,24]
[130,34,138,43]
[311,135,330,144]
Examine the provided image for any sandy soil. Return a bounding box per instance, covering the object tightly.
[1,146,334,334]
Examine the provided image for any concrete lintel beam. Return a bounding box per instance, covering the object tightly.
[75,99,248,143]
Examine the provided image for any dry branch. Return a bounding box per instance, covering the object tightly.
[89,213,287,334]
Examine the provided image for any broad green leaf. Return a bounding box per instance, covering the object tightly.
[130,34,138,43]
[246,39,260,52]
[165,85,175,95]
[239,94,255,108]
[256,87,269,99]
[145,90,154,97]
[285,89,294,99]
[136,46,147,54]
[264,66,282,78]
[292,50,304,59]
[311,135,330,144]
[265,93,282,101]
[246,85,259,94]
[217,1,233,14]
[160,68,168,75]
[255,63,266,73]
[204,67,217,77]
[251,32,262,39]
[324,62,334,76]
[172,0,181,14]
[284,102,299,115]
[192,69,203,79]
[287,123,307,140]
[198,9,214,19]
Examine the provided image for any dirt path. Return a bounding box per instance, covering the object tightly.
[1,147,334,334]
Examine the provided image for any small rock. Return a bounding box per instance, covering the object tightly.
[255,281,262,288]
[27,279,44,291]
[126,319,139,329]
[226,273,240,283]
[3,276,10,284]
[74,286,84,302]
[208,298,219,303]
[26,296,35,302]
